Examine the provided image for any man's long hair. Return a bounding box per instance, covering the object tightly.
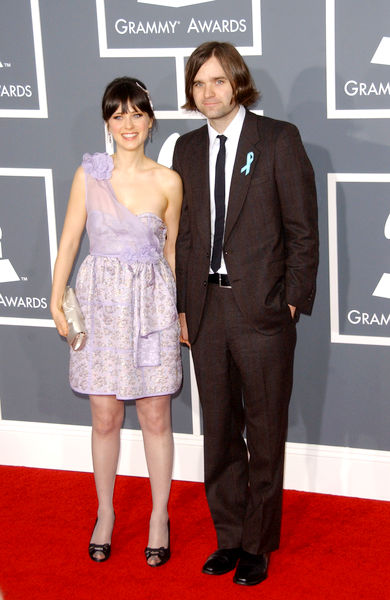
[182,41,260,111]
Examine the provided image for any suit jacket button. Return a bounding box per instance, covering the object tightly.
[203,281,207,286]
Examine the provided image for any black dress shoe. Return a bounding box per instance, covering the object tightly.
[233,551,269,586]
[202,548,241,575]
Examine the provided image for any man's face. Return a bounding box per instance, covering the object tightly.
[192,55,239,130]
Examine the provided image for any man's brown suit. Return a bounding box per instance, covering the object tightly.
[173,110,318,554]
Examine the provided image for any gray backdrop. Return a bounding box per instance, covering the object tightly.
[1,0,390,452]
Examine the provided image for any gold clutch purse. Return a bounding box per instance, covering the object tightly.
[62,286,87,351]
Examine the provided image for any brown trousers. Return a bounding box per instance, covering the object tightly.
[191,284,296,555]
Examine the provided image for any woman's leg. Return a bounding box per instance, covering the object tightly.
[89,394,124,558]
[136,394,173,564]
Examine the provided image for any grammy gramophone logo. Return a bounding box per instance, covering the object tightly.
[371,37,390,66]
[373,213,390,299]
[0,226,19,283]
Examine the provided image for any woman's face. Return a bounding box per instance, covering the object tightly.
[107,102,152,151]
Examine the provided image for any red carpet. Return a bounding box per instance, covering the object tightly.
[1,466,390,599]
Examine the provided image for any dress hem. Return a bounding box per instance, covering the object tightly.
[70,384,181,401]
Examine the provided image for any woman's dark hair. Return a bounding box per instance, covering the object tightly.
[183,41,260,111]
[102,76,155,122]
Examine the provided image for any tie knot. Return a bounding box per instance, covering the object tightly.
[217,134,227,146]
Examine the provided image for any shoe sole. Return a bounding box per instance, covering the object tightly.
[233,574,267,586]
[202,567,236,575]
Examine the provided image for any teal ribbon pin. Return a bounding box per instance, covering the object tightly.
[241,151,254,176]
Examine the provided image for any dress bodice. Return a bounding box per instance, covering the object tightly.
[82,153,166,263]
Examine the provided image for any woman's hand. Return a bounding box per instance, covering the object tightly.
[179,312,190,347]
[288,304,296,319]
[51,303,69,338]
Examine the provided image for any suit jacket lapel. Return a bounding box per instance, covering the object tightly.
[224,111,262,244]
[191,126,211,250]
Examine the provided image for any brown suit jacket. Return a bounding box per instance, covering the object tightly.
[173,110,319,343]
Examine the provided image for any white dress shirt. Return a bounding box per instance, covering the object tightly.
[208,104,246,274]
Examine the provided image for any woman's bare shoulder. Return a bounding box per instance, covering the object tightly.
[151,161,182,191]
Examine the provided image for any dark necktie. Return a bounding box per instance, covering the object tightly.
[211,134,227,273]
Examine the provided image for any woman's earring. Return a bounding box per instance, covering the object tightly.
[105,124,114,154]
[148,128,153,142]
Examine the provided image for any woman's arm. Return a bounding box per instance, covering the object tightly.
[50,166,87,337]
[162,169,183,277]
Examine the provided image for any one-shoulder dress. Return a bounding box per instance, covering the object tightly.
[69,152,182,400]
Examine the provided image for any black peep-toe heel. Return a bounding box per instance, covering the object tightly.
[144,519,171,567]
[88,517,112,563]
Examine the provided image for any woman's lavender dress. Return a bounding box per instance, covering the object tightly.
[69,153,182,400]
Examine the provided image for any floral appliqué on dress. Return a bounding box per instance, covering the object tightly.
[82,152,113,180]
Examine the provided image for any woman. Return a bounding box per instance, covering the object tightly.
[50,77,182,566]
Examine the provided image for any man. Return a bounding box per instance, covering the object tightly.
[173,41,318,586]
